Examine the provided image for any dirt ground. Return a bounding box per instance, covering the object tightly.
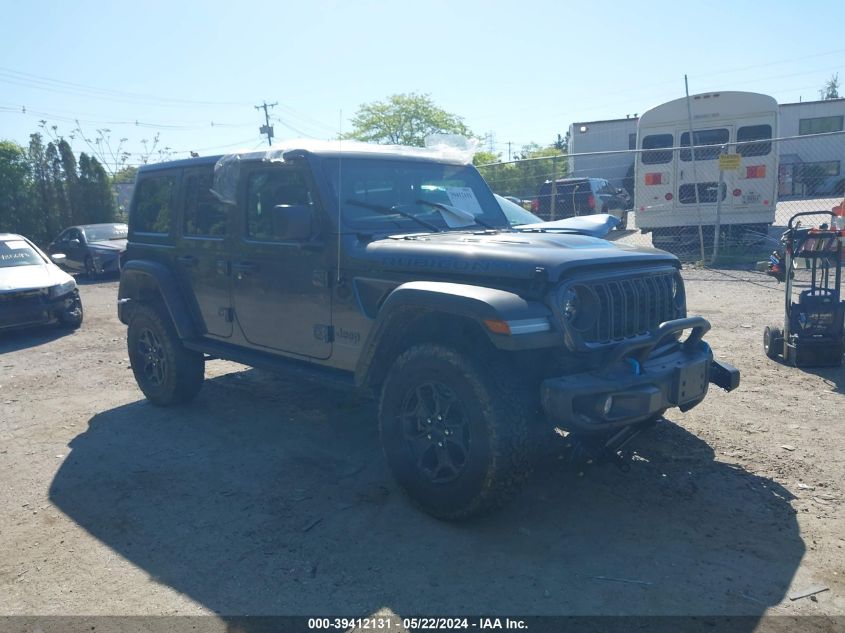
[0,268,842,627]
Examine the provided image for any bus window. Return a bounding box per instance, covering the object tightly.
[641,134,673,164]
[679,182,727,204]
[680,128,729,161]
[736,125,772,157]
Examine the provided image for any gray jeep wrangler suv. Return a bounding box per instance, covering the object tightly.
[118,142,739,519]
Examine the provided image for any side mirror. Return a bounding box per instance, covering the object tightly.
[68,238,81,247]
[51,253,67,263]
[272,204,312,241]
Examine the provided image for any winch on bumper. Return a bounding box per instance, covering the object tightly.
[541,317,740,434]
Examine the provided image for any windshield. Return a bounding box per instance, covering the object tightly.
[0,239,44,268]
[322,158,509,232]
[494,194,543,225]
[84,224,128,242]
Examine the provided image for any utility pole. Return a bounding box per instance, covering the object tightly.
[254,101,277,146]
[507,141,512,162]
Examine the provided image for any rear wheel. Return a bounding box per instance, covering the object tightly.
[764,325,783,360]
[378,344,533,520]
[127,303,205,405]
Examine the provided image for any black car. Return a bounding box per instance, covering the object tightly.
[47,223,128,277]
[533,177,629,228]
[118,144,739,520]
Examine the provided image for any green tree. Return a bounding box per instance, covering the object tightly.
[0,141,36,239]
[820,73,840,100]
[344,93,472,146]
[112,165,138,185]
[472,150,501,166]
[477,143,567,199]
[81,155,117,223]
[28,133,61,240]
[57,139,83,226]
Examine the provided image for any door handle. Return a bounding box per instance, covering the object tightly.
[232,261,258,275]
[176,255,198,267]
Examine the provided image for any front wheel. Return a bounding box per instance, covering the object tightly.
[127,303,205,405]
[378,344,533,520]
[58,293,84,329]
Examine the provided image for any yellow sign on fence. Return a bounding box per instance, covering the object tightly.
[719,154,741,170]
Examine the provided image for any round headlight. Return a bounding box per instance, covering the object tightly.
[560,285,599,332]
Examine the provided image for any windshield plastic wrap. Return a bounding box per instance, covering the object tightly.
[210,137,479,205]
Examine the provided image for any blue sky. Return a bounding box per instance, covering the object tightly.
[2,0,843,167]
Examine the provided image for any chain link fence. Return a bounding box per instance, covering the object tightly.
[478,131,845,262]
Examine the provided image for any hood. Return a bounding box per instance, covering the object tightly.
[516,213,619,237]
[0,261,74,292]
[351,230,677,282]
[87,239,127,252]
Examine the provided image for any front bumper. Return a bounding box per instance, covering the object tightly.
[0,288,80,331]
[541,317,740,434]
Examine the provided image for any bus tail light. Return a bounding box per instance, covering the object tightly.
[645,173,663,185]
[588,194,596,209]
[733,188,742,197]
[746,165,766,179]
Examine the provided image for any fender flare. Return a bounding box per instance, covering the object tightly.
[354,281,555,387]
[118,260,196,339]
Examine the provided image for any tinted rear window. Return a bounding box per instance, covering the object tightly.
[680,129,729,161]
[737,125,772,157]
[183,171,227,237]
[641,134,673,165]
[133,175,176,234]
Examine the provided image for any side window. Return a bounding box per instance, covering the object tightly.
[680,128,729,161]
[737,125,772,157]
[245,168,314,242]
[133,175,176,234]
[641,134,673,165]
[183,171,228,238]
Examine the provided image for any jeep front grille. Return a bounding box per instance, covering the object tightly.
[580,273,679,344]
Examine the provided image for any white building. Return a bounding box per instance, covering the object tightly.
[567,98,845,197]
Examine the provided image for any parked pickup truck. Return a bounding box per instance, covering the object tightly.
[118,141,739,519]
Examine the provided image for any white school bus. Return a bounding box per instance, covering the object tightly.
[634,91,778,252]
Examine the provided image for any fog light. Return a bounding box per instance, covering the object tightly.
[602,395,614,416]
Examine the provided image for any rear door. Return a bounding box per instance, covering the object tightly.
[676,126,731,209]
[177,166,233,338]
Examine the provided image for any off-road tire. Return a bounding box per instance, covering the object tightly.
[763,325,783,360]
[378,344,533,520]
[58,294,84,330]
[127,302,205,406]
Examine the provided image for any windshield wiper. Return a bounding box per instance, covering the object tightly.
[346,199,441,232]
[415,199,499,230]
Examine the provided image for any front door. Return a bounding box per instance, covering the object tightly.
[176,167,233,338]
[231,162,332,359]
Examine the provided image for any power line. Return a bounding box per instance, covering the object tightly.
[0,66,251,108]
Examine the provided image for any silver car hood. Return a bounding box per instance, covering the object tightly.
[0,262,74,293]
